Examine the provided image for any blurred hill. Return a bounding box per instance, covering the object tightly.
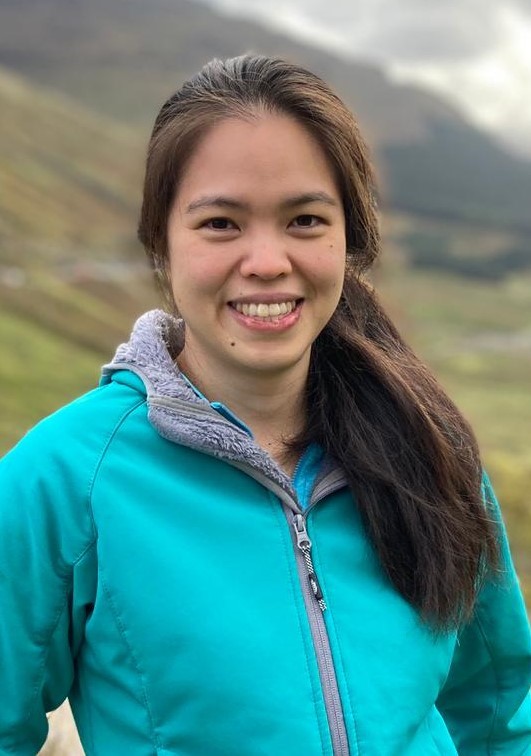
[1,0,531,243]
[0,67,141,261]
[0,67,156,448]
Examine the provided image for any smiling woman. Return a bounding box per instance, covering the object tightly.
[1,55,530,755]
[165,114,346,460]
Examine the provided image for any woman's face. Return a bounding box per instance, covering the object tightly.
[167,113,346,382]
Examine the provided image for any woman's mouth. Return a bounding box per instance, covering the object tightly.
[231,299,298,319]
[228,299,303,328]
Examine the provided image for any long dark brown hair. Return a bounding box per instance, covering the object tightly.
[138,54,499,629]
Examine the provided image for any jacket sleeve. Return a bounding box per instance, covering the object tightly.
[436,471,531,754]
[0,417,97,755]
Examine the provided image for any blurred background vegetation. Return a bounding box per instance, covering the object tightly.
[1,1,529,751]
[1,0,530,662]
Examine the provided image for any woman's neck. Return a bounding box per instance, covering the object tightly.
[177,351,308,475]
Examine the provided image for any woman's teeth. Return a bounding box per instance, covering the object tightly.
[232,301,297,318]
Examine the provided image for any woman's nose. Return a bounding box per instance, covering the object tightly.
[238,232,293,279]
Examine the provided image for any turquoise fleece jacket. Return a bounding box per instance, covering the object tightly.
[1,310,530,755]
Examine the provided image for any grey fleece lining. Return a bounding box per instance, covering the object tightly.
[101,309,295,496]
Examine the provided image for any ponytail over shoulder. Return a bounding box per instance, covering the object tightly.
[296,273,499,630]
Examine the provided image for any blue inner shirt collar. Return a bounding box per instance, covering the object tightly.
[180,371,323,509]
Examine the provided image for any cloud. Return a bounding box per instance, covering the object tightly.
[361,18,498,63]
[201,0,531,156]
[211,0,528,64]
[388,3,531,155]
[335,0,520,63]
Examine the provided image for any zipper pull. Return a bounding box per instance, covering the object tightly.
[292,514,327,611]
[293,513,312,548]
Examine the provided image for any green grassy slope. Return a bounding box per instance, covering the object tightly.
[0,268,157,451]
[0,67,142,258]
[0,308,103,449]
[0,67,157,448]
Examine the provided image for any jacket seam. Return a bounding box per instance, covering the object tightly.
[86,396,147,536]
[99,575,163,752]
[30,577,71,754]
[28,522,100,753]
[269,492,329,755]
[80,658,96,756]
[57,394,146,754]
[0,397,139,752]
[17,490,102,752]
[474,607,501,756]
[425,710,455,755]
[22,542,99,751]
[72,534,97,568]
[88,397,163,752]
[72,540,98,755]
[310,517,360,756]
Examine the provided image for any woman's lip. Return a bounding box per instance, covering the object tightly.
[228,300,303,331]
[228,294,304,305]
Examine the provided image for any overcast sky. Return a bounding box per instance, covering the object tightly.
[200,0,531,158]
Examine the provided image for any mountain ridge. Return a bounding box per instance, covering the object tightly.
[1,0,530,233]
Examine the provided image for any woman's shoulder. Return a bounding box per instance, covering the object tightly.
[0,370,150,568]
[1,370,148,499]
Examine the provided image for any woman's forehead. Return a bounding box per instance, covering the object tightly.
[173,114,341,207]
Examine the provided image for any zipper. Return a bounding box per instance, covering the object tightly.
[147,394,351,754]
[285,505,350,755]
[208,457,351,753]
[311,468,349,508]
[292,513,327,611]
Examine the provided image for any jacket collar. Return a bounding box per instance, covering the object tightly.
[101,309,295,497]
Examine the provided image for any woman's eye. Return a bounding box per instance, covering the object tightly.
[292,214,321,228]
[203,217,236,230]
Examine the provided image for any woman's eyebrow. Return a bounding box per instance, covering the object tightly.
[185,191,339,214]
[282,191,339,208]
[186,196,246,213]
